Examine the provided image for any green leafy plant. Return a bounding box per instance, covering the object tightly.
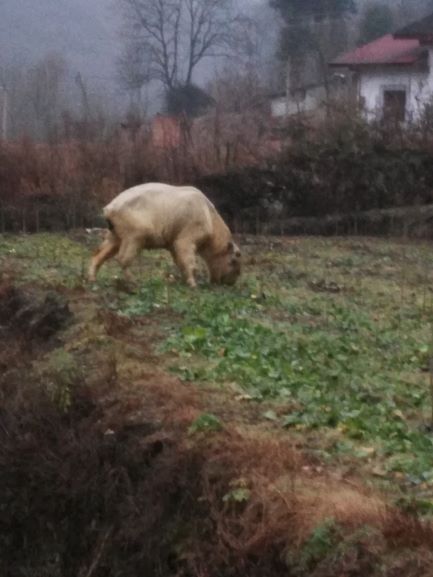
[287,518,339,573]
[223,478,251,504]
[188,413,223,435]
[34,349,81,411]
[6,232,433,487]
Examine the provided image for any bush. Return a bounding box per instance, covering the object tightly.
[0,380,200,576]
[3,109,433,234]
[199,113,433,226]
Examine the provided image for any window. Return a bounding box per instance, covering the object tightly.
[383,89,407,123]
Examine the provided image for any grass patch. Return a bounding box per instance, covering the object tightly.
[3,233,433,488]
[110,237,433,483]
[5,233,433,574]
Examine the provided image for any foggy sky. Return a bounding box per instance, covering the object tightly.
[0,0,120,91]
[1,0,431,102]
[0,1,271,86]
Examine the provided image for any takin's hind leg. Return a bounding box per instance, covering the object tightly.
[172,239,198,288]
[116,238,141,281]
[88,232,120,281]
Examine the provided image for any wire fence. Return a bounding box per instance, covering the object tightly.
[0,203,103,234]
[2,202,433,239]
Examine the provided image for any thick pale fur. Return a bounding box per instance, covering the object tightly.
[88,183,241,287]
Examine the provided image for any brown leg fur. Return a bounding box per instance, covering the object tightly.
[116,239,141,280]
[88,232,120,281]
[172,239,198,287]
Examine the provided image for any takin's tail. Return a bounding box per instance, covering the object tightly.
[102,206,115,233]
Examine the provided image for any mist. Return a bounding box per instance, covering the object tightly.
[1,0,433,136]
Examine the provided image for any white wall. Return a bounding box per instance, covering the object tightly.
[271,96,288,117]
[270,86,327,117]
[358,50,433,121]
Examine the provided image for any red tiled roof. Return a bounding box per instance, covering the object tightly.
[330,34,424,67]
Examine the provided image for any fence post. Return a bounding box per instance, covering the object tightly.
[72,204,77,230]
[233,218,238,235]
[35,208,40,233]
[0,205,4,234]
[403,218,408,240]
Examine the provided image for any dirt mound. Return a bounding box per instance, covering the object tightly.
[0,281,71,341]
[2,371,433,577]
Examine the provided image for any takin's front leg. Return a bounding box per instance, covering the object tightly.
[172,239,198,288]
[88,232,120,281]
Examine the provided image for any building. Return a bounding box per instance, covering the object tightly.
[330,14,433,122]
[150,114,182,149]
[270,84,328,119]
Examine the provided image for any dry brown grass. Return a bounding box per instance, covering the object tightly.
[2,357,433,577]
[0,109,276,233]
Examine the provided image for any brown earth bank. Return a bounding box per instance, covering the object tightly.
[1,280,433,577]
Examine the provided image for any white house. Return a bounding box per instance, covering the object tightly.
[270,83,328,118]
[330,13,433,122]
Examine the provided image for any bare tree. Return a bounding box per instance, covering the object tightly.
[0,85,8,140]
[118,0,246,92]
[117,41,151,108]
[209,65,265,115]
[28,54,68,139]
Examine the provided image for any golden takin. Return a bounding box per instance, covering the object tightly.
[88,182,241,288]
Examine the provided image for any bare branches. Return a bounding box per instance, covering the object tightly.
[118,0,246,94]
[117,41,151,93]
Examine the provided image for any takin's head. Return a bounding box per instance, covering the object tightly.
[208,240,242,286]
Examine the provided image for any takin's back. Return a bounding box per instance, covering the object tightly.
[103,183,216,244]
